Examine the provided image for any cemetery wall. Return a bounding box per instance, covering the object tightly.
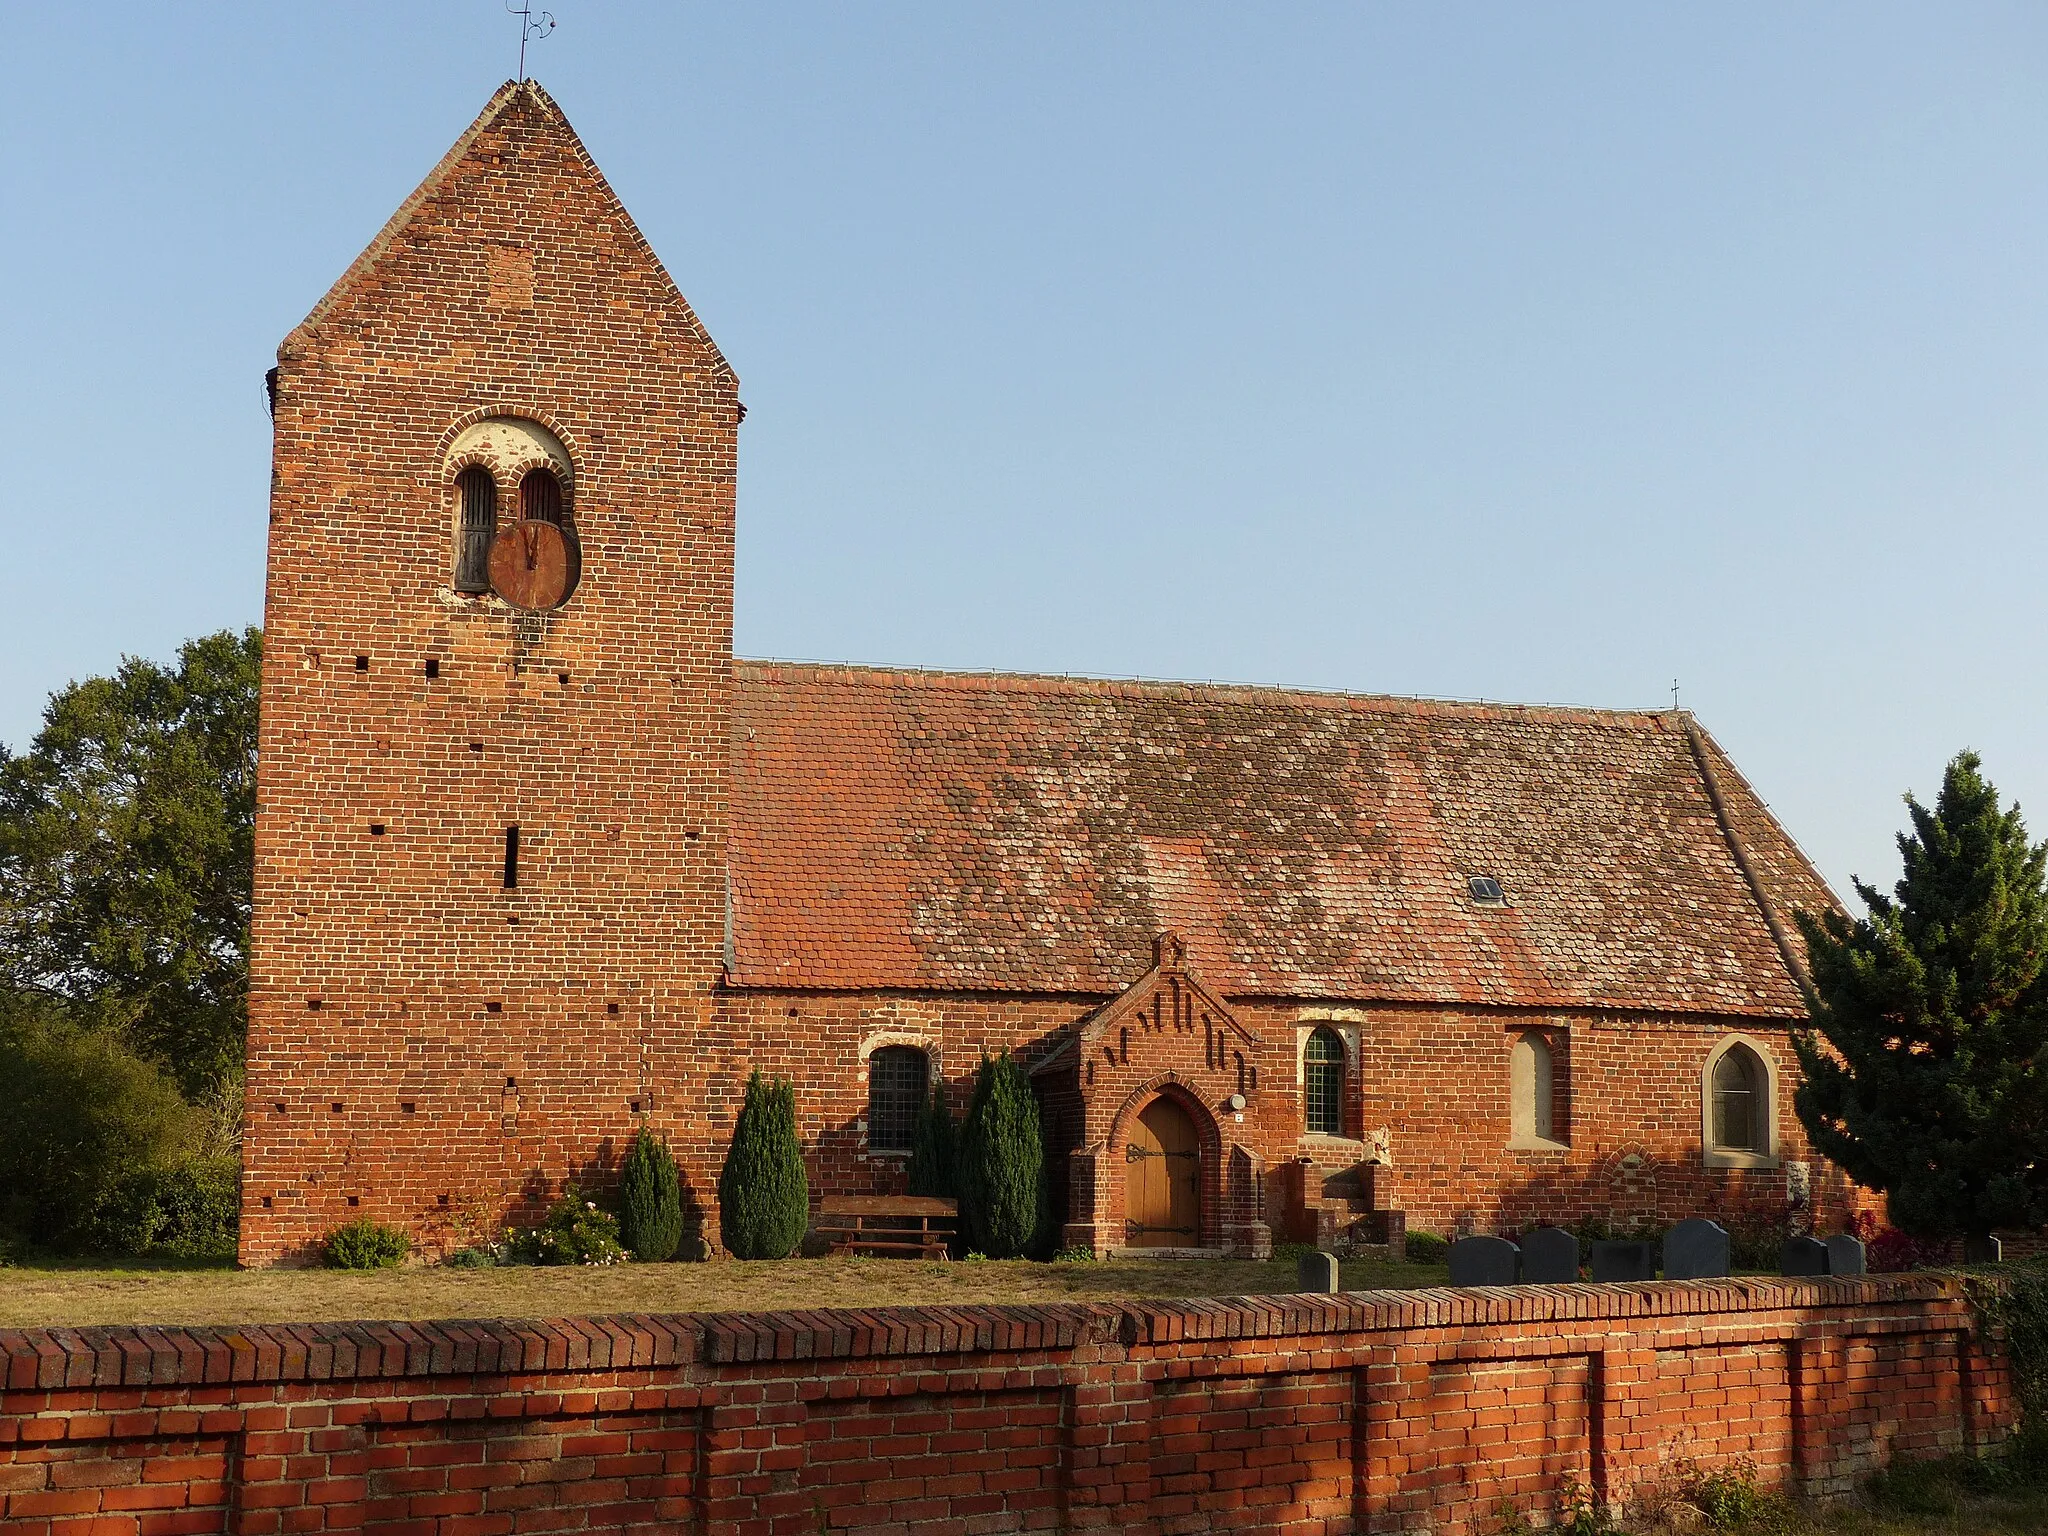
[0,1276,2015,1535]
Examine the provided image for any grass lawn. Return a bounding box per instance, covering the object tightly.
[0,1250,1448,1328]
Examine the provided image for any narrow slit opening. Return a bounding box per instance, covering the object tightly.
[503,825,520,888]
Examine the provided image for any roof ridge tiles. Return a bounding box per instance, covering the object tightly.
[735,656,1672,727]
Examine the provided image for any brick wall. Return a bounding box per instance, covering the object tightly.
[0,1278,2013,1534]
[674,992,1855,1255]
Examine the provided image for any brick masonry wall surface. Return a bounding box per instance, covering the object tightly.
[609,992,1856,1256]
[249,961,1860,1259]
[0,1280,2013,1536]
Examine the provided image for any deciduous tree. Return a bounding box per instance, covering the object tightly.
[0,628,260,1113]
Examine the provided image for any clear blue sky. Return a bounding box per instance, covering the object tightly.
[5,4,2045,902]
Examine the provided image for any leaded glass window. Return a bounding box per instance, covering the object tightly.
[867,1046,928,1154]
[1304,1027,1345,1137]
[1712,1045,1762,1152]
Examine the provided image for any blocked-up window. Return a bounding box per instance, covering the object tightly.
[454,466,498,592]
[1303,1027,1344,1137]
[1510,1032,1557,1144]
[867,1046,928,1154]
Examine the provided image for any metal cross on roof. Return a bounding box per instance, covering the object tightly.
[508,0,556,80]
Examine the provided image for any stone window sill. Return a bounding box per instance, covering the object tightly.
[1507,1137,1569,1153]
[1703,1147,1779,1171]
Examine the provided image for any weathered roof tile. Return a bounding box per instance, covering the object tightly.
[729,663,1835,1015]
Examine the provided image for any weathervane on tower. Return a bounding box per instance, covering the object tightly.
[507,0,556,80]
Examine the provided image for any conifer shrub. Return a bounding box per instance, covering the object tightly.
[323,1218,411,1270]
[717,1072,809,1259]
[906,1078,958,1201]
[959,1052,1043,1259]
[619,1126,684,1261]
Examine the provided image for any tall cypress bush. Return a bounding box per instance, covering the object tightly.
[717,1071,809,1259]
[959,1052,1043,1258]
[619,1125,684,1262]
[906,1077,958,1200]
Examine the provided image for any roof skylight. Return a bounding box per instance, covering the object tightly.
[1467,875,1507,906]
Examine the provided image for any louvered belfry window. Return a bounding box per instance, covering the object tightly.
[520,466,565,526]
[867,1046,928,1154]
[1304,1027,1345,1137]
[454,466,497,593]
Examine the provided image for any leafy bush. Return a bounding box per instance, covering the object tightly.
[507,1187,626,1266]
[1404,1231,1449,1264]
[618,1126,683,1262]
[1850,1210,1946,1272]
[0,1001,205,1250]
[958,1052,1043,1260]
[442,1245,501,1269]
[323,1218,411,1269]
[717,1072,809,1259]
[90,1157,239,1258]
[1688,1460,1792,1533]
[1722,1209,1797,1272]
[906,1078,958,1201]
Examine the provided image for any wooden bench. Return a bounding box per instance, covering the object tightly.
[815,1195,957,1259]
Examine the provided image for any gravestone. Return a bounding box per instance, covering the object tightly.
[1297,1249,1340,1294]
[1662,1219,1731,1280]
[1520,1227,1580,1284]
[1964,1234,2004,1265]
[1447,1235,1520,1287]
[1589,1240,1655,1282]
[1780,1236,1828,1276]
[1824,1234,1867,1277]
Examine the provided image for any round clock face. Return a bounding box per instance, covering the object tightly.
[488,519,571,610]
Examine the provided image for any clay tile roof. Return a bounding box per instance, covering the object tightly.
[728,662,1838,1017]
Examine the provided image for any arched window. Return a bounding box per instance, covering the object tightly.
[1510,1032,1556,1144]
[1711,1044,1764,1153]
[1303,1027,1345,1137]
[867,1046,928,1154]
[454,466,497,593]
[520,466,565,526]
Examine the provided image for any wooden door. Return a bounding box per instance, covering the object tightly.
[1125,1096,1200,1247]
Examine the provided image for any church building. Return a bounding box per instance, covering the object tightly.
[240,82,1849,1266]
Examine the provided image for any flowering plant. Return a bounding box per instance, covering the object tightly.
[506,1186,627,1266]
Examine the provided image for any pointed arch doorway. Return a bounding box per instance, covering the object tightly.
[1125,1095,1201,1247]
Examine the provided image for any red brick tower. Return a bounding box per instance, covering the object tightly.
[241,82,738,1265]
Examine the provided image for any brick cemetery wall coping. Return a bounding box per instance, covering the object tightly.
[0,1275,2017,1534]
